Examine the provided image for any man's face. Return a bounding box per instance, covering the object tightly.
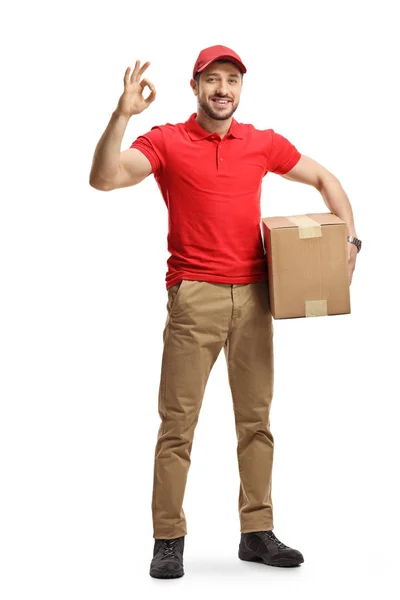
[191,61,242,121]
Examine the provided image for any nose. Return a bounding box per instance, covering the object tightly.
[215,81,229,96]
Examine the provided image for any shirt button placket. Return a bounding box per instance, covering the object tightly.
[217,140,224,171]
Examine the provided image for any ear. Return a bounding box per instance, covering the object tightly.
[190,78,198,96]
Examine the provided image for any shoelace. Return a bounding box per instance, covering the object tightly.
[160,538,180,560]
[259,530,289,549]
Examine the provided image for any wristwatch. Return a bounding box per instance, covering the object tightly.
[347,235,362,253]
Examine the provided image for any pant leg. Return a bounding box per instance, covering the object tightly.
[223,281,275,533]
[153,280,231,539]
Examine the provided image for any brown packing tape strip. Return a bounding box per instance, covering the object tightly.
[305,299,328,317]
[286,215,322,239]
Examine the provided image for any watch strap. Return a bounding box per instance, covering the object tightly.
[347,235,362,252]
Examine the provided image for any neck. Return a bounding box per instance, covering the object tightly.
[195,107,232,138]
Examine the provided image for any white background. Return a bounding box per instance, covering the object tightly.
[1,0,399,598]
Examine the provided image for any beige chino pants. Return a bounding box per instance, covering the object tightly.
[153,279,275,539]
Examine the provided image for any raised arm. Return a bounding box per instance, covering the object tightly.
[89,60,156,191]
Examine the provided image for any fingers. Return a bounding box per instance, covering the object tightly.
[124,65,133,84]
[124,60,138,84]
[125,60,151,84]
[137,61,150,78]
[139,77,155,91]
[122,61,156,105]
[140,78,156,103]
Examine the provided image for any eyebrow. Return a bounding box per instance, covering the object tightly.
[205,72,240,78]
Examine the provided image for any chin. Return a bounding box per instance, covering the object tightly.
[207,104,237,121]
[210,112,234,121]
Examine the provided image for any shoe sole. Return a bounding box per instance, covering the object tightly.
[149,568,184,579]
[239,548,303,567]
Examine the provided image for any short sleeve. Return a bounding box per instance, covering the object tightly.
[130,125,166,178]
[268,130,301,174]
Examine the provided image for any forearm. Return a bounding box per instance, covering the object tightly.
[89,110,130,187]
[318,177,358,238]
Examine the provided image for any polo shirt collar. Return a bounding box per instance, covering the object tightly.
[184,112,243,140]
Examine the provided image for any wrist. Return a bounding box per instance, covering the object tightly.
[347,235,362,253]
[112,109,131,122]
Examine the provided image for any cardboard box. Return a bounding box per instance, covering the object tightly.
[261,213,350,319]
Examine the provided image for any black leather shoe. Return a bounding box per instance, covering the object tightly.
[149,536,185,579]
[239,530,304,567]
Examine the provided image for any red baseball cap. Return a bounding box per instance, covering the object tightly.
[192,45,247,79]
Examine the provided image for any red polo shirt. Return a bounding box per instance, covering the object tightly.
[130,112,301,289]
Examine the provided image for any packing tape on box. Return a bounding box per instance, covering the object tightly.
[305,299,328,317]
[287,215,322,239]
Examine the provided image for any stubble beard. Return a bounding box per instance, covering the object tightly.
[198,96,238,121]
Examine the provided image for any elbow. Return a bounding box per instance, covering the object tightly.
[89,175,112,191]
[317,173,341,193]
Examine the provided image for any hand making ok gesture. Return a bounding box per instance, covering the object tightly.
[116,60,156,118]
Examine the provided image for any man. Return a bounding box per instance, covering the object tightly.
[89,45,361,579]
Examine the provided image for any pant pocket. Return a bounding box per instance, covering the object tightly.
[167,280,186,315]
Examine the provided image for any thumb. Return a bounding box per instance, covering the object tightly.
[140,78,156,96]
[144,88,156,104]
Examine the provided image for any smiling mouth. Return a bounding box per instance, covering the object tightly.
[211,98,232,106]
